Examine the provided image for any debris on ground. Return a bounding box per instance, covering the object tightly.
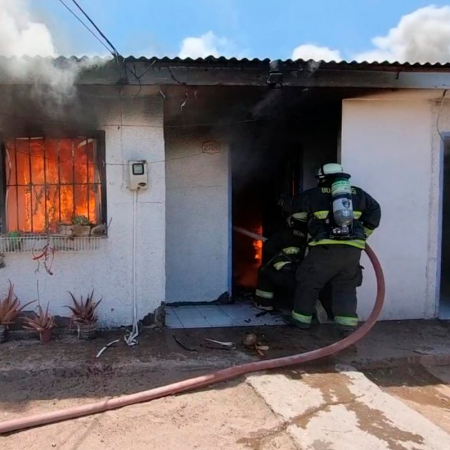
[215,292,233,305]
[204,338,234,348]
[242,333,258,348]
[173,334,197,352]
[255,344,270,357]
[242,333,270,357]
[96,339,120,358]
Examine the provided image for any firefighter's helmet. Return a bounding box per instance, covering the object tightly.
[316,163,344,179]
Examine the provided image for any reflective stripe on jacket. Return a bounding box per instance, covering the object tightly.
[261,227,307,271]
[282,185,381,249]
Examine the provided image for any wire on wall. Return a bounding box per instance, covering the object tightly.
[124,189,139,347]
[0,111,266,129]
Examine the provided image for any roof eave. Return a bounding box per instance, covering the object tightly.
[0,56,449,89]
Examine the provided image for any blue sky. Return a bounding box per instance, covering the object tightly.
[26,1,450,62]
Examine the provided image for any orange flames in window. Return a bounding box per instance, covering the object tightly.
[5,138,101,234]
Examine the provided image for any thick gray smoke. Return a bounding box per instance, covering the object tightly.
[356,5,450,63]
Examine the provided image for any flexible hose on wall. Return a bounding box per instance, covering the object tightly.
[0,245,385,434]
[124,190,139,347]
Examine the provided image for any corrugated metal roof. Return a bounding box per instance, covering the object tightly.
[125,56,270,65]
[124,56,450,70]
[0,55,449,89]
[0,55,449,70]
[287,59,450,68]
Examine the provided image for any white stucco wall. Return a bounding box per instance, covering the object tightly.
[342,92,445,320]
[165,128,229,303]
[0,94,166,327]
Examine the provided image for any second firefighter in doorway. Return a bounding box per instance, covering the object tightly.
[280,163,381,330]
[254,217,329,323]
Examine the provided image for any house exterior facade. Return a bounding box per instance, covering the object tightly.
[0,56,449,326]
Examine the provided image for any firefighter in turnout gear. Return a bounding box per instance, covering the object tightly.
[254,217,307,311]
[254,217,331,323]
[279,163,381,330]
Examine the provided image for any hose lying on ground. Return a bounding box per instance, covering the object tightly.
[0,245,385,434]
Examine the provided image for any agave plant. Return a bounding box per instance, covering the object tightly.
[67,290,102,325]
[22,304,55,332]
[0,281,35,326]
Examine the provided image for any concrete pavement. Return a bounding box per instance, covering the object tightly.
[247,365,450,449]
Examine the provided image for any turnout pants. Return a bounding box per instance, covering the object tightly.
[255,266,296,307]
[293,245,362,327]
[256,265,332,312]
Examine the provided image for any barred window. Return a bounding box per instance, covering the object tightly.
[2,136,106,234]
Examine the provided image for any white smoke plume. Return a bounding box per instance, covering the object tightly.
[0,0,106,112]
[0,0,56,57]
[355,5,450,63]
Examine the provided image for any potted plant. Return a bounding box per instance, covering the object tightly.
[22,304,55,343]
[71,215,93,237]
[57,223,73,236]
[66,290,102,340]
[6,231,22,252]
[0,281,35,343]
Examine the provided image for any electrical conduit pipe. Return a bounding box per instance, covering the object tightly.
[0,244,385,434]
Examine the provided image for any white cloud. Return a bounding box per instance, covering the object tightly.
[0,0,56,57]
[291,44,342,62]
[178,31,231,59]
[355,5,450,63]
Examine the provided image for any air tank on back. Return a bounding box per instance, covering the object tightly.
[331,173,354,237]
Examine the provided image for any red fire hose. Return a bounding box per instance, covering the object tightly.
[0,245,384,435]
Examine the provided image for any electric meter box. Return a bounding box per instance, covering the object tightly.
[128,160,148,190]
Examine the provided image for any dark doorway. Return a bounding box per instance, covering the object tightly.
[440,134,450,318]
[231,99,340,298]
[231,121,302,293]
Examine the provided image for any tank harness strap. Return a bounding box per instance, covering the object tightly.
[309,239,366,250]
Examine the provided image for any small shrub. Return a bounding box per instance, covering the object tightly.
[66,290,102,325]
[0,281,35,326]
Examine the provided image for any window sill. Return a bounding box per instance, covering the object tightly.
[0,235,107,253]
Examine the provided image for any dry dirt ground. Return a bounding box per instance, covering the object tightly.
[3,364,450,449]
[2,321,450,449]
[1,367,295,450]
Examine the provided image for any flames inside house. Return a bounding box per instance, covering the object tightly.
[231,120,302,292]
[3,137,103,234]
